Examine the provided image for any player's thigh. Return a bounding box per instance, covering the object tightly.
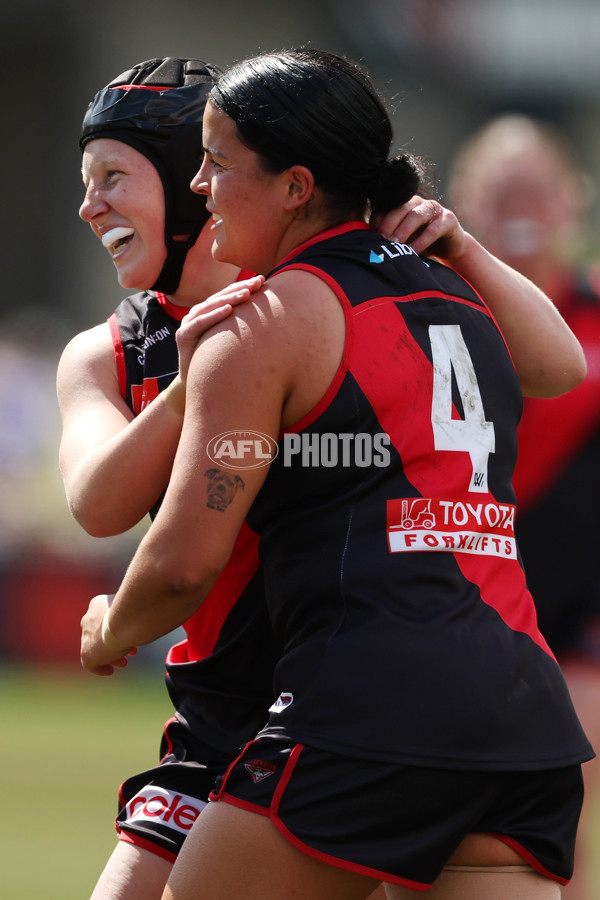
[90,841,173,900]
[163,800,380,900]
[384,865,561,899]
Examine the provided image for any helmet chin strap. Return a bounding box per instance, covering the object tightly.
[79,58,219,295]
[152,235,195,294]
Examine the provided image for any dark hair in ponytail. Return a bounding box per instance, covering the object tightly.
[210,48,430,219]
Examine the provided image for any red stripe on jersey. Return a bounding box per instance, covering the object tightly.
[455,553,552,657]
[350,298,552,656]
[183,521,260,661]
[357,290,494,317]
[275,263,355,436]
[154,292,190,321]
[110,84,171,93]
[513,303,600,512]
[276,221,370,269]
[352,299,475,497]
[154,271,259,323]
[108,312,128,400]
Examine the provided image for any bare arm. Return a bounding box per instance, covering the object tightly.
[374,197,587,398]
[80,302,286,671]
[58,278,264,537]
[79,271,340,674]
[57,322,182,536]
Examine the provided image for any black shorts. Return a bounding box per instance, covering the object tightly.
[116,715,229,861]
[211,738,584,889]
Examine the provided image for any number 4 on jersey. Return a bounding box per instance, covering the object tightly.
[429,324,495,493]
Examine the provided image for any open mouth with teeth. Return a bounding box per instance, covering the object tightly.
[102,226,135,254]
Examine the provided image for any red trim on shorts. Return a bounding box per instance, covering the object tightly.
[217,791,272,818]
[159,716,179,762]
[218,742,430,891]
[209,739,262,802]
[491,834,568,886]
[116,826,177,864]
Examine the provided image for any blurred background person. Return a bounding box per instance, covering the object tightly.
[448,113,600,900]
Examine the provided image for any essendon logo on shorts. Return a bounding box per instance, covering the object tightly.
[244,759,277,783]
[121,786,206,835]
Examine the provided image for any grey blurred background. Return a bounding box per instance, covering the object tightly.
[2,0,600,665]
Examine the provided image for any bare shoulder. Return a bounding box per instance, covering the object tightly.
[57,320,117,403]
[59,321,113,366]
[57,321,115,381]
[196,269,342,369]
[196,270,345,426]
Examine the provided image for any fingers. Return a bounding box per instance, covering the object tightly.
[81,650,134,676]
[185,276,265,322]
[176,275,266,383]
[88,664,116,677]
[79,592,134,676]
[179,303,235,339]
[373,197,465,260]
[176,276,266,366]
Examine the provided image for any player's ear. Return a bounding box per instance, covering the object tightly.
[282,165,314,211]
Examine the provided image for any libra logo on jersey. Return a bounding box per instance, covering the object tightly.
[369,240,429,267]
[206,430,279,470]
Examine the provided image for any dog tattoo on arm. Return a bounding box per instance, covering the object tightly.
[205,468,245,512]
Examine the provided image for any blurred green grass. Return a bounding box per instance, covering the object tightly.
[0,665,172,900]
[1,664,599,899]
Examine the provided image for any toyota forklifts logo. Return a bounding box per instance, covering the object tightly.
[206,430,279,470]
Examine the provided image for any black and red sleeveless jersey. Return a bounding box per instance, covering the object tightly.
[511,272,600,654]
[248,222,592,771]
[109,289,279,758]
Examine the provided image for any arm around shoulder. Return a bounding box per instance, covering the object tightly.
[86,295,290,656]
[446,234,587,398]
[375,198,587,397]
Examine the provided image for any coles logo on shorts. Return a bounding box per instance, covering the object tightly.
[121,786,206,835]
[387,497,517,558]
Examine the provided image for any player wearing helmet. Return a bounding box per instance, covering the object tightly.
[79,57,221,295]
[67,56,586,900]
[62,56,389,900]
[59,57,279,900]
[79,49,589,900]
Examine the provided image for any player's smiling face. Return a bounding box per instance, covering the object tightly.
[80,139,167,290]
[191,103,288,274]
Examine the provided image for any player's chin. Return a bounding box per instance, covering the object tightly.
[115,261,162,292]
[211,238,241,269]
